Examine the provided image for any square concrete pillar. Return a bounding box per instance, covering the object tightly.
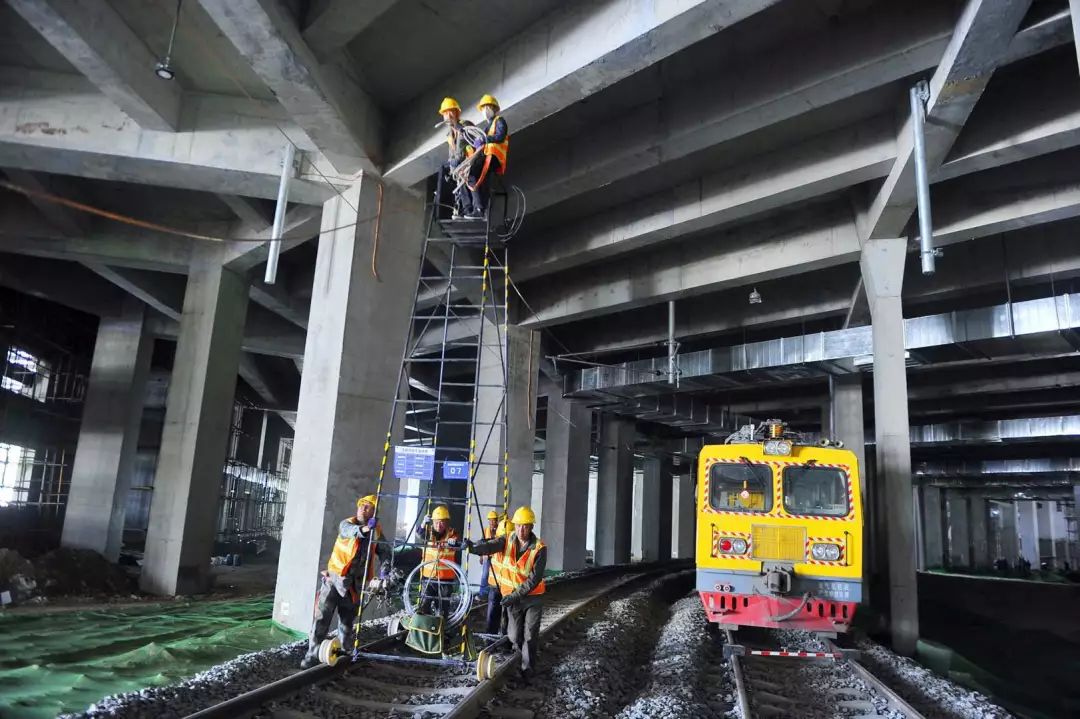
[507,326,540,509]
[968,497,990,569]
[658,457,673,560]
[672,467,696,559]
[1036,500,1057,567]
[1017,501,1039,567]
[997,501,1019,566]
[860,237,918,655]
[141,247,249,595]
[539,381,590,571]
[595,414,634,566]
[829,374,866,574]
[919,486,945,569]
[272,179,424,633]
[945,491,969,568]
[637,457,661,561]
[62,297,152,562]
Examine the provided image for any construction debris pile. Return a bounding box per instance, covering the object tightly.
[0,547,136,606]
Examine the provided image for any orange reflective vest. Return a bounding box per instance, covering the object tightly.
[483,116,508,174]
[326,519,382,580]
[422,527,460,580]
[492,535,546,597]
[485,525,501,587]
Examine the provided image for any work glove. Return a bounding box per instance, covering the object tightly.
[463,539,474,552]
[447,537,460,547]
[366,517,378,530]
[378,564,390,580]
[471,136,485,150]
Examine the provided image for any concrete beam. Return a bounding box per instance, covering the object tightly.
[146,302,306,359]
[2,169,89,236]
[520,202,861,327]
[83,264,187,321]
[0,252,124,316]
[222,205,322,273]
[524,150,1080,328]
[7,0,182,131]
[510,1,956,214]
[862,0,1031,241]
[216,194,271,228]
[198,0,382,176]
[384,0,778,187]
[0,68,337,203]
[248,278,310,330]
[516,116,895,281]
[1071,0,1080,73]
[302,0,398,61]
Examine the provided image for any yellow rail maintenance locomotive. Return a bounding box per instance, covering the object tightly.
[696,420,863,634]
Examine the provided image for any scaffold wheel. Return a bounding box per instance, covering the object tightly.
[318,637,342,666]
[476,649,496,681]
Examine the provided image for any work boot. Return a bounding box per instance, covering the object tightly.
[299,650,319,669]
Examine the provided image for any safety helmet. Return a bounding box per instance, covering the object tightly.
[476,94,500,112]
[431,505,451,521]
[357,495,377,508]
[438,97,461,115]
[511,506,535,525]
[486,510,499,520]
[497,519,515,535]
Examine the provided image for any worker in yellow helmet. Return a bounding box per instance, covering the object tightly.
[419,505,460,617]
[465,506,544,681]
[479,510,510,635]
[437,96,477,219]
[464,94,510,219]
[301,494,389,668]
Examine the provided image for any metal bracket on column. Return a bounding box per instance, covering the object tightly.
[667,300,679,388]
[910,80,940,277]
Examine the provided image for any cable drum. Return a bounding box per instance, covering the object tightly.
[401,559,473,629]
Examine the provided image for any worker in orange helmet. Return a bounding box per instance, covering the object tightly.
[465,506,543,682]
[465,94,510,219]
[300,494,390,668]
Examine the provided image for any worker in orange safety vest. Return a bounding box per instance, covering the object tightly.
[465,94,509,219]
[300,494,390,668]
[465,506,544,681]
[419,505,460,617]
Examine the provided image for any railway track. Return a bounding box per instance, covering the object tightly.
[187,563,687,719]
[726,628,925,719]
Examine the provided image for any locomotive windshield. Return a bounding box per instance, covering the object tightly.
[709,461,772,512]
[782,465,849,517]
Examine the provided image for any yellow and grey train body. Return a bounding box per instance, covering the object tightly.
[695,423,863,633]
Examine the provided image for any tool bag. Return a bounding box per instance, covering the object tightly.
[402,613,477,660]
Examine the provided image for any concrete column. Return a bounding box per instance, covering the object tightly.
[61,297,152,562]
[968,497,990,570]
[920,486,945,569]
[1071,0,1080,80]
[860,238,918,655]
[658,457,673,560]
[997,501,1019,566]
[945,491,969,568]
[631,469,643,559]
[830,374,867,574]
[1017,501,1039,567]
[272,179,424,632]
[672,466,696,559]
[1037,501,1056,567]
[540,383,590,571]
[637,457,661,561]
[467,316,506,587]
[507,326,540,509]
[595,414,634,566]
[141,247,249,595]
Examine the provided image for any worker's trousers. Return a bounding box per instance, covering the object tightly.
[505,595,543,672]
[468,156,502,216]
[485,586,504,634]
[306,577,357,657]
[420,578,454,617]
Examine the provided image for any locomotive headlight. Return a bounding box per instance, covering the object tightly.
[730,538,748,554]
[762,439,792,456]
[811,543,841,561]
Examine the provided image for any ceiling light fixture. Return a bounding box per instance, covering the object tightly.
[748,288,762,305]
[155,0,183,80]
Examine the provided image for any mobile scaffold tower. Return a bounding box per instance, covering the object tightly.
[313,172,525,680]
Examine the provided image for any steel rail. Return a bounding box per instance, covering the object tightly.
[825,639,926,719]
[725,629,752,719]
[444,567,678,719]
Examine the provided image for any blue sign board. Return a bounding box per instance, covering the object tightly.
[442,461,470,480]
[393,446,435,481]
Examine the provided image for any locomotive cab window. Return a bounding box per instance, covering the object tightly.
[709,461,772,512]
[782,466,848,517]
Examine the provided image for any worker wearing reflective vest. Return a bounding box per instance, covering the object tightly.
[466,506,545,680]
[420,505,460,617]
[466,94,509,219]
[438,96,478,218]
[481,512,515,635]
[301,494,390,668]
